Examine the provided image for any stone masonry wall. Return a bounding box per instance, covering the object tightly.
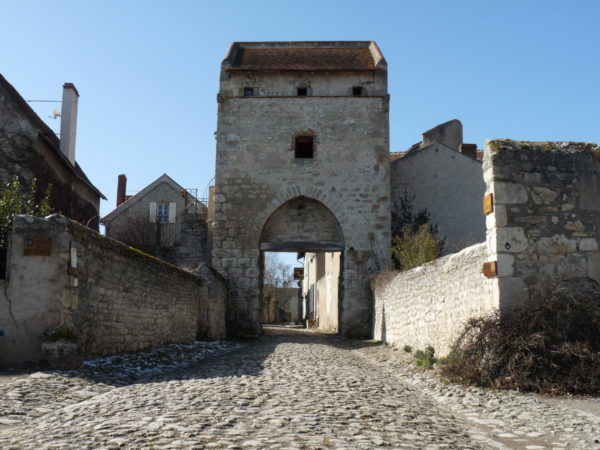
[67,219,201,356]
[157,210,209,268]
[372,243,494,356]
[0,214,225,365]
[484,140,600,306]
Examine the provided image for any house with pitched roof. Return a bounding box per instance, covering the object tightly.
[101,173,208,267]
[390,119,486,251]
[0,74,106,229]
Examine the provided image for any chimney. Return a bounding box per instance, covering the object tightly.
[117,174,127,207]
[59,83,79,165]
[459,143,477,159]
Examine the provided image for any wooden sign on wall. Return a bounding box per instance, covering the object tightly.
[483,193,494,215]
[294,267,304,280]
[23,237,52,256]
[482,261,497,278]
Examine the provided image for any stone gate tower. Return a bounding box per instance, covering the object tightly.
[213,41,390,337]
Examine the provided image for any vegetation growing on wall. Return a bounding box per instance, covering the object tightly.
[391,192,443,271]
[0,176,52,278]
[441,279,600,394]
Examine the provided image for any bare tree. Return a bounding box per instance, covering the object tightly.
[262,253,296,323]
[263,253,294,288]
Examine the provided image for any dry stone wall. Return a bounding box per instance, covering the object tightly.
[372,243,493,355]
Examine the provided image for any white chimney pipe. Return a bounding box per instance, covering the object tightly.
[59,83,79,165]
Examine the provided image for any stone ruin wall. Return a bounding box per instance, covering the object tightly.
[484,140,600,306]
[373,140,600,355]
[0,215,226,365]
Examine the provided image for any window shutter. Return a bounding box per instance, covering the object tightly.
[149,202,157,223]
[168,202,176,223]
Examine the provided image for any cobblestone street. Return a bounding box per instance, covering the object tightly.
[1,327,599,449]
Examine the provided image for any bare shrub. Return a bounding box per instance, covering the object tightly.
[441,279,600,395]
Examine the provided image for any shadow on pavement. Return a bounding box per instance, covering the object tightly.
[0,326,383,390]
[73,326,382,387]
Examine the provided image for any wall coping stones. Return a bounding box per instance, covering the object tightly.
[486,139,600,155]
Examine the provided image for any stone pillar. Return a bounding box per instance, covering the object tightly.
[483,140,600,310]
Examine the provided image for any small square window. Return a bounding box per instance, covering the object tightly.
[157,203,170,223]
[243,87,255,96]
[295,136,314,159]
[352,86,363,96]
[297,87,307,96]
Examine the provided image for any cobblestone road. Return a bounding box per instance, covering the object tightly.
[1,326,599,449]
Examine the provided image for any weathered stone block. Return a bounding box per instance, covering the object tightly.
[492,182,528,204]
[486,204,508,229]
[579,173,600,211]
[530,187,558,205]
[495,276,528,309]
[579,238,599,252]
[588,254,600,283]
[490,227,528,253]
[537,234,577,254]
[496,253,515,277]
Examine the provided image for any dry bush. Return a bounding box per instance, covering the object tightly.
[441,278,600,395]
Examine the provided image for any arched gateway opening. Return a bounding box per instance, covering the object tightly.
[259,196,344,332]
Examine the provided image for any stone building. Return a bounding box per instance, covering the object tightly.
[0,74,105,229]
[102,173,208,267]
[262,286,301,324]
[390,119,486,251]
[302,251,341,332]
[213,41,391,337]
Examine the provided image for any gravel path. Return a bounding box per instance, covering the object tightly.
[0,326,598,449]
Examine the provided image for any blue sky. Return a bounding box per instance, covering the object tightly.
[2,0,599,227]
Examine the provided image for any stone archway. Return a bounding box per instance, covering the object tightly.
[260,196,344,253]
[259,196,344,332]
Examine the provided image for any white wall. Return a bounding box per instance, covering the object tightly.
[391,143,486,252]
[372,243,494,356]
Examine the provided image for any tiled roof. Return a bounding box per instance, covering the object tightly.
[223,42,386,72]
[389,152,405,162]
